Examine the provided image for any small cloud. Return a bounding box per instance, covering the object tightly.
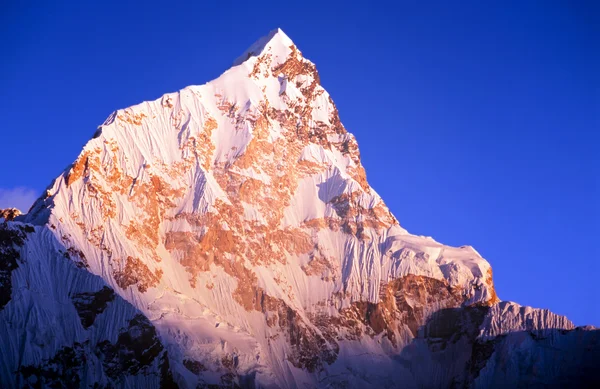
[0,187,39,212]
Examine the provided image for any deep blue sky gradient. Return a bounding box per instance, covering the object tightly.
[1,1,598,325]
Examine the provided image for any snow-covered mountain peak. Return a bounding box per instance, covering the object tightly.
[26,28,499,324]
[5,30,594,389]
[233,28,295,66]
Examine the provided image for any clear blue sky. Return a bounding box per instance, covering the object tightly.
[1,1,598,325]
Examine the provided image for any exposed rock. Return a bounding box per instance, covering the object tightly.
[184,359,207,375]
[113,256,163,293]
[160,352,179,389]
[71,286,116,328]
[96,314,164,378]
[0,208,21,221]
[19,342,87,388]
[0,223,31,310]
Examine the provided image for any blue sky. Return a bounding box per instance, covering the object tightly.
[1,1,598,325]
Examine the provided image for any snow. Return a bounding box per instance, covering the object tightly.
[233,28,294,66]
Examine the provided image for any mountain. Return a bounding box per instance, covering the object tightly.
[1,29,598,389]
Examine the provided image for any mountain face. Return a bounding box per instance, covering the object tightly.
[1,29,598,388]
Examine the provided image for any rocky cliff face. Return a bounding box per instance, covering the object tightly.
[1,29,598,388]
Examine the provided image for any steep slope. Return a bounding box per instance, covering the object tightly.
[0,222,175,388]
[1,29,598,388]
